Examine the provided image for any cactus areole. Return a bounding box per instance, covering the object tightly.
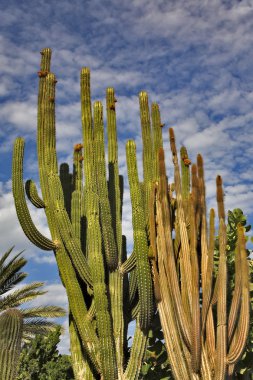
[12,49,250,380]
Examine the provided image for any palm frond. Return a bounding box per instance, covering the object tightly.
[0,272,27,295]
[0,282,46,312]
[20,305,66,319]
[23,319,60,336]
[0,253,27,294]
[0,249,66,345]
[21,324,62,343]
[0,249,26,272]
[0,247,15,268]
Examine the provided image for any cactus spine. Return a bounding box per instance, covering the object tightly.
[12,48,250,380]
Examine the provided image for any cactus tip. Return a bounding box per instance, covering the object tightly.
[74,143,83,152]
[183,158,191,166]
[191,164,198,181]
[197,153,203,166]
[169,127,175,140]
[216,175,222,186]
[139,91,148,100]
[37,70,48,78]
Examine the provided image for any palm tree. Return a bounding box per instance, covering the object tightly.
[0,247,66,380]
[0,247,66,340]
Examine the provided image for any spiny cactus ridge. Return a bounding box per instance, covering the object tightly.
[0,309,23,380]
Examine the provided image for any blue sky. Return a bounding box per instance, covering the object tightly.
[1,0,253,353]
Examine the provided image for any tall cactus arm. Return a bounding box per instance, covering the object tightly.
[129,267,138,308]
[180,146,191,203]
[126,140,153,331]
[215,218,227,380]
[48,172,92,288]
[139,92,154,217]
[72,143,83,193]
[149,183,161,303]
[216,176,225,220]
[25,179,45,208]
[123,317,148,380]
[71,190,82,241]
[197,154,209,288]
[93,101,118,270]
[87,192,117,380]
[211,176,227,306]
[169,128,192,306]
[106,88,123,262]
[0,309,23,380]
[80,67,94,187]
[37,62,60,240]
[56,247,100,372]
[60,163,72,217]
[155,202,191,379]
[42,73,58,173]
[37,47,52,190]
[80,67,95,263]
[109,270,125,379]
[120,251,136,274]
[69,316,96,380]
[37,52,58,194]
[227,225,250,365]
[202,208,215,328]
[157,148,191,350]
[227,229,242,344]
[190,166,201,373]
[12,138,56,251]
[151,102,163,181]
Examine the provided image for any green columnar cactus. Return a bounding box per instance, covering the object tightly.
[12,49,159,380]
[0,309,23,380]
[12,48,250,380]
[126,140,154,331]
[151,132,250,379]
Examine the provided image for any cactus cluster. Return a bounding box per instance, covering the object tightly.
[12,48,164,380]
[149,131,250,379]
[12,48,250,380]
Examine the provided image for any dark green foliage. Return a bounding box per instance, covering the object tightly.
[140,312,172,379]
[17,326,74,380]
